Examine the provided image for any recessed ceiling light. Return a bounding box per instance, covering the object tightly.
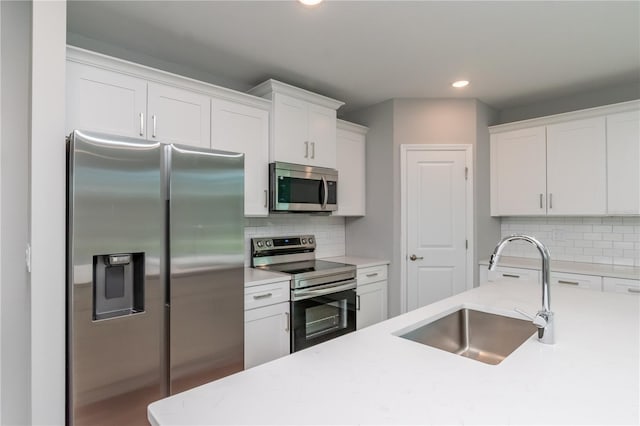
[299,0,323,5]
[452,80,470,88]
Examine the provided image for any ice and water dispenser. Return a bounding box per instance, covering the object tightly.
[93,253,145,320]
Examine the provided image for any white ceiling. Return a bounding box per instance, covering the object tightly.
[66,1,640,113]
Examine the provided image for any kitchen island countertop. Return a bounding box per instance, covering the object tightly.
[149,280,639,425]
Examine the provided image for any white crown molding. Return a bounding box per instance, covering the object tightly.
[249,79,344,110]
[489,99,640,133]
[66,45,272,110]
[337,119,368,134]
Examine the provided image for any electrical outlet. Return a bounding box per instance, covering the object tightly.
[552,230,565,241]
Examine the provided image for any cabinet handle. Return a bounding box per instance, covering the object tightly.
[253,292,272,300]
[152,115,157,138]
[539,193,543,209]
[549,193,553,209]
[264,189,268,208]
[558,280,579,286]
[285,312,290,332]
[311,142,315,159]
[502,274,520,278]
[366,273,379,278]
[304,141,309,158]
[139,112,144,136]
[356,294,361,311]
[628,288,640,294]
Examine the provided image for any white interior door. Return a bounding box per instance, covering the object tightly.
[404,148,469,311]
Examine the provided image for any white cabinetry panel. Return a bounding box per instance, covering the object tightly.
[307,104,337,168]
[356,281,387,330]
[211,99,269,216]
[479,265,540,285]
[244,302,290,369]
[490,126,546,216]
[550,272,602,291]
[607,110,640,215]
[334,120,367,216]
[147,83,211,148]
[603,277,640,295]
[66,61,147,138]
[546,117,606,215]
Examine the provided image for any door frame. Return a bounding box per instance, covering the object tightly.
[400,144,474,314]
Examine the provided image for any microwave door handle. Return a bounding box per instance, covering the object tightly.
[321,176,328,209]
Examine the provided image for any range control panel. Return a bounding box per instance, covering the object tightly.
[251,234,316,255]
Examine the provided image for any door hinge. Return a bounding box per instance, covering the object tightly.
[465,239,468,250]
[465,167,468,180]
[25,243,32,273]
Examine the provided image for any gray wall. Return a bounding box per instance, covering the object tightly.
[497,82,640,124]
[474,100,501,276]
[1,1,32,423]
[344,101,397,313]
[345,99,501,317]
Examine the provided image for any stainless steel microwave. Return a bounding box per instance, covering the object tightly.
[269,162,338,212]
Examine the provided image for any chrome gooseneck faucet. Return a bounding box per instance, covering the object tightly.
[488,234,555,344]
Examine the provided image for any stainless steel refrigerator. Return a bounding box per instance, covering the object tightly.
[66,130,244,426]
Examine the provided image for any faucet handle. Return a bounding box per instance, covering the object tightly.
[515,308,548,328]
[532,313,548,328]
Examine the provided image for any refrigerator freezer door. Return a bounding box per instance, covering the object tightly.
[67,130,164,426]
[168,144,245,394]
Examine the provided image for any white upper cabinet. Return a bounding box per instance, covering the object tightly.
[66,61,147,139]
[147,83,211,148]
[211,98,270,216]
[546,117,606,215]
[607,110,640,215]
[490,126,546,216]
[249,79,344,169]
[334,120,367,216]
[489,100,640,216]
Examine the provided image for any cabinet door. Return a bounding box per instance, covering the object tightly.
[244,302,290,369]
[607,110,640,215]
[212,99,269,216]
[66,61,147,138]
[308,104,337,169]
[356,280,388,330]
[546,117,606,215]
[147,83,211,148]
[334,127,365,216]
[272,93,308,164]
[490,127,547,216]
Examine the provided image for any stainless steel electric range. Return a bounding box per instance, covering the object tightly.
[251,235,357,352]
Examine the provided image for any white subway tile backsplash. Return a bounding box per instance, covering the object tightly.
[243,215,345,266]
[500,216,640,267]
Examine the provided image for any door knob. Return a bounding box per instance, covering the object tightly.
[409,254,424,261]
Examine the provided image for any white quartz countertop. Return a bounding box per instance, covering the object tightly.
[479,255,640,280]
[243,267,290,288]
[321,255,390,268]
[148,281,639,425]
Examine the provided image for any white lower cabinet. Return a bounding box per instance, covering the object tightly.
[550,272,602,291]
[356,265,388,330]
[603,277,640,295]
[479,265,540,285]
[244,280,290,369]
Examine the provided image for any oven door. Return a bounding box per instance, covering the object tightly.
[270,162,337,212]
[290,282,356,352]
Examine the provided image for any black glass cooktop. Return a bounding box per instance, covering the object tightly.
[258,260,353,276]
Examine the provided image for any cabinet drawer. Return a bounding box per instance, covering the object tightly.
[551,272,602,291]
[244,280,290,310]
[603,277,640,295]
[484,266,539,284]
[357,265,388,286]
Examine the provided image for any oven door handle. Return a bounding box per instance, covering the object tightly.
[291,280,356,301]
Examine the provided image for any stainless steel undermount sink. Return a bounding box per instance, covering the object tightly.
[398,308,537,365]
